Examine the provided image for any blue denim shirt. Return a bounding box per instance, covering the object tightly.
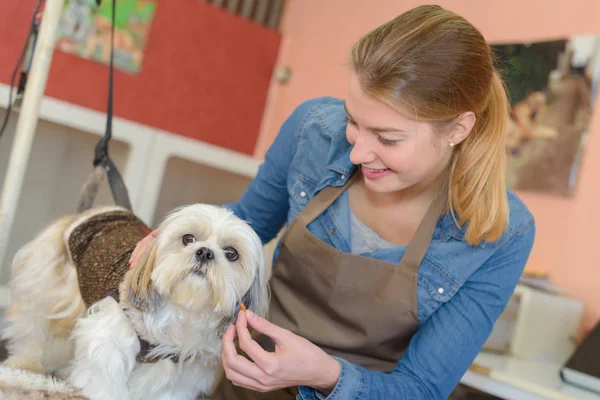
[228,97,536,399]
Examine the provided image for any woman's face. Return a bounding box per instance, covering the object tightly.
[345,74,454,196]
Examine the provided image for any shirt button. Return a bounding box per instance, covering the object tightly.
[341,175,346,180]
[438,287,444,294]
[300,191,306,198]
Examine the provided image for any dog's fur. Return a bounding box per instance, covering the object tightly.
[1,204,269,400]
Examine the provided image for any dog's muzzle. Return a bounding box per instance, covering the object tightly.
[193,247,214,276]
[196,247,214,262]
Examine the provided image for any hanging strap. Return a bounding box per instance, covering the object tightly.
[78,0,132,212]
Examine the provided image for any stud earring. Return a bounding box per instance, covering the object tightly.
[449,142,455,148]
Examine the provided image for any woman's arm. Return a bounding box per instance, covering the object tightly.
[225,99,320,244]
[297,217,536,400]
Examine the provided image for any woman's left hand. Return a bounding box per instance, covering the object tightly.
[221,309,341,393]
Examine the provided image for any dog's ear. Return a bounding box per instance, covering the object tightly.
[128,240,163,312]
[216,249,270,338]
[215,276,269,339]
[244,265,270,319]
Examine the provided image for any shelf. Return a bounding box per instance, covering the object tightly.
[0,83,261,220]
[461,351,600,400]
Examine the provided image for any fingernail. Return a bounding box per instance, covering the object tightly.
[246,310,255,319]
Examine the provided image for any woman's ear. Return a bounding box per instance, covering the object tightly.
[127,241,163,312]
[448,111,476,145]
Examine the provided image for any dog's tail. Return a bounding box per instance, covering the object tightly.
[9,215,74,282]
[6,215,85,333]
[2,215,87,373]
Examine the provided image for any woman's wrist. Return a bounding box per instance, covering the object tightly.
[310,355,341,395]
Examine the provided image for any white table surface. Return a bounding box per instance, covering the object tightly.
[461,351,600,400]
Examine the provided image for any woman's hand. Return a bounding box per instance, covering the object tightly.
[128,229,159,269]
[222,309,341,393]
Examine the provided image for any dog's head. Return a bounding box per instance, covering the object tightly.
[128,204,269,321]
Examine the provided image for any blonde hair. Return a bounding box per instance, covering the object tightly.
[350,5,509,245]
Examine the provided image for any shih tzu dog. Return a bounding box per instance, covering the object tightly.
[1,204,269,400]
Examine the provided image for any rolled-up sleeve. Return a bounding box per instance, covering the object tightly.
[299,357,364,400]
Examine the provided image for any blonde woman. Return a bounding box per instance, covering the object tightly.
[131,5,535,399]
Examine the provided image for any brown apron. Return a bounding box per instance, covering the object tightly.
[212,173,445,399]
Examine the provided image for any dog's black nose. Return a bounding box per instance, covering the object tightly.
[196,247,215,262]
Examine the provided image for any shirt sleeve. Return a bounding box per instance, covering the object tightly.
[225,99,319,244]
[299,217,536,399]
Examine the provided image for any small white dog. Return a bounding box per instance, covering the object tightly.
[1,204,269,400]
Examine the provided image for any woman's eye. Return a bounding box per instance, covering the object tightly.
[377,136,400,147]
[345,116,358,127]
[182,234,196,246]
[223,246,239,262]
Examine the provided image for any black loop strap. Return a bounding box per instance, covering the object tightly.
[85,0,132,212]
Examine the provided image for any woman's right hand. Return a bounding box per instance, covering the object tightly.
[128,229,159,269]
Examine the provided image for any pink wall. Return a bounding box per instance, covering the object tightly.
[256,0,600,334]
[1,1,280,155]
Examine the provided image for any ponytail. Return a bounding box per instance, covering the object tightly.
[448,71,509,245]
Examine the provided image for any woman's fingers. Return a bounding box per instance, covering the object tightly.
[128,231,157,269]
[235,311,278,373]
[223,367,271,392]
[221,323,275,388]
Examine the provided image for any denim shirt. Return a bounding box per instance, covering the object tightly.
[228,97,536,399]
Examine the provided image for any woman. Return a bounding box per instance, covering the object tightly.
[130,5,535,399]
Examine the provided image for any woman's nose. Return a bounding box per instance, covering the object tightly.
[349,131,377,165]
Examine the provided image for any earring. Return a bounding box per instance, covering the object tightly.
[449,142,455,148]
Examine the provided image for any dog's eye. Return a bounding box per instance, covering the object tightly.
[182,234,196,246]
[223,246,239,262]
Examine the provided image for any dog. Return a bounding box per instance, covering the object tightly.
[1,204,269,400]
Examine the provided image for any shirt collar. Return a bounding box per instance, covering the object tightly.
[326,143,355,178]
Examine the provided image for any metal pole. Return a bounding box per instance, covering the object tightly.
[0,0,66,271]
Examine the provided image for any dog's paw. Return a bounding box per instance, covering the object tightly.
[69,295,139,400]
[5,355,45,374]
[87,295,122,318]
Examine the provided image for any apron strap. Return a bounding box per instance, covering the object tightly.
[300,173,359,223]
[399,189,447,272]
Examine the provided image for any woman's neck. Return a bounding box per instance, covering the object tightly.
[348,171,447,246]
[358,168,445,210]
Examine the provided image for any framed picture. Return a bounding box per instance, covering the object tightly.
[57,0,157,74]
[493,35,600,197]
